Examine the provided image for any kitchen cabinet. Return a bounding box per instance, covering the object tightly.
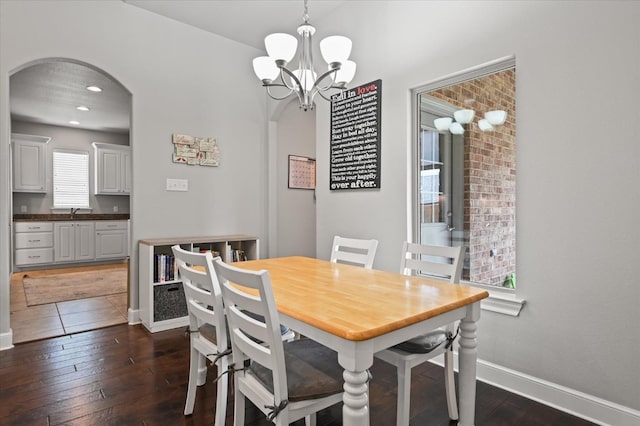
[54,221,95,262]
[95,221,129,259]
[93,143,131,195]
[12,133,50,193]
[14,222,54,266]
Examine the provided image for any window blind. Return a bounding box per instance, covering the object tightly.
[53,150,89,208]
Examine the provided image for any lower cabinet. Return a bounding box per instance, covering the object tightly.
[14,219,130,268]
[54,222,95,262]
[139,235,259,333]
[14,222,54,266]
[95,221,129,259]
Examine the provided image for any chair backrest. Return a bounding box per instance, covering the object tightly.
[172,245,227,350]
[330,235,379,269]
[212,258,289,403]
[400,242,464,283]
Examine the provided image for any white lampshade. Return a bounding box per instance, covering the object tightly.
[478,119,494,132]
[434,117,453,132]
[450,122,465,135]
[333,60,356,84]
[454,109,475,124]
[291,69,317,92]
[320,36,352,64]
[265,33,298,63]
[484,110,507,126]
[252,56,279,81]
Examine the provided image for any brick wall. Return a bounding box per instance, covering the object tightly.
[430,69,516,286]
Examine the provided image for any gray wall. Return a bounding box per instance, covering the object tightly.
[11,120,130,215]
[276,100,316,258]
[1,0,639,423]
[1,1,269,346]
[313,0,640,416]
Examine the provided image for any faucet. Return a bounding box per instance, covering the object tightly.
[70,208,80,218]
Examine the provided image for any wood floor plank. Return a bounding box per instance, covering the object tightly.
[0,324,596,426]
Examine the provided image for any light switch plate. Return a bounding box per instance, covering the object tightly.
[166,178,188,192]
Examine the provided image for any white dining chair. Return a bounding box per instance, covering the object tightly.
[172,245,229,426]
[329,235,379,269]
[374,241,464,426]
[213,258,344,426]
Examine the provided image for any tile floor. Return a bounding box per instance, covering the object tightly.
[9,263,129,344]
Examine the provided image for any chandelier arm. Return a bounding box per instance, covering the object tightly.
[278,66,305,97]
[264,84,296,101]
[315,85,348,102]
[312,67,341,93]
[277,68,297,91]
[316,89,333,102]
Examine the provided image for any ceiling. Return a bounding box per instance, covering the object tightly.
[9,1,345,134]
[10,61,131,134]
[123,0,347,50]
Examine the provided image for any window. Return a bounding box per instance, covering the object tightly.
[53,150,90,208]
[413,58,516,287]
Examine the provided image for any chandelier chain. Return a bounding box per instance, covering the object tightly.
[303,0,309,23]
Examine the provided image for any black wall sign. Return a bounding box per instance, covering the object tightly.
[330,79,381,190]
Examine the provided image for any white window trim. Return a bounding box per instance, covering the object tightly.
[463,281,526,316]
[410,55,524,317]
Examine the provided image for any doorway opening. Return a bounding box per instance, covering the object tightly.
[9,59,132,343]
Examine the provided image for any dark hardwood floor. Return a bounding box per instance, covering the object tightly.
[0,324,596,426]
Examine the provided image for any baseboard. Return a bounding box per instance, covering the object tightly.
[128,308,140,325]
[430,354,640,426]
[0,329,14,351]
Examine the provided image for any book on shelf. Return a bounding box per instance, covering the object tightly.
[154,254,178,283]
[231,249,247,262]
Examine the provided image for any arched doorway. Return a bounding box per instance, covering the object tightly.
[8,58,132,344]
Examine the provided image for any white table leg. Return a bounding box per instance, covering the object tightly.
[458,303,480,426]
[342,369,370,426]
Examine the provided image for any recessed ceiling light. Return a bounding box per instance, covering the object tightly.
[86,85,102,92]
[76,106,90,111]
[69,120,80,125]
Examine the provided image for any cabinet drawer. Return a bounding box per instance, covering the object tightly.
[14,222,53,232]
[15,248,54,265]
[14,232,53,249]
[95,221,128,231]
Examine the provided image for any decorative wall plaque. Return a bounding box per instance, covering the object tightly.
[329,79,382,190]
[171,133,220,166]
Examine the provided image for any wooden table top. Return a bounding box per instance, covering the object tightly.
[234,256,489,342]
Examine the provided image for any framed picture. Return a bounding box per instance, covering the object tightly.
[288,155,316,190]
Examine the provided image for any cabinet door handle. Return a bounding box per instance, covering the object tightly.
[28,255,41,259]
[28,239,40,243]
[28,227,41,230]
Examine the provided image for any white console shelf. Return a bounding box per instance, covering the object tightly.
[138,235,259,333]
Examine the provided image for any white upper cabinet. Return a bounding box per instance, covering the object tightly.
[93,142,131,195]
[12,133,50,193]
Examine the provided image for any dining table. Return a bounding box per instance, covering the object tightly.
[234,256,489,426]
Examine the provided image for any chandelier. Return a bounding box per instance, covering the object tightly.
[434,109,507,135]
[252,0,356,111]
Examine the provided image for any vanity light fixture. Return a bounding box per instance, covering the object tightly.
[76,106,90,111]
[86,85,102,92]
[435,109,507,135]
[252,0,356,111]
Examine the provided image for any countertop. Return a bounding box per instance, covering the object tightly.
[13,214,130,222]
